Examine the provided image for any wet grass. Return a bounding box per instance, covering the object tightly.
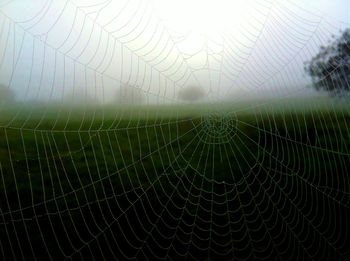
[0,101,349,260]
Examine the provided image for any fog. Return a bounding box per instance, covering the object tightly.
[0,0,349,105]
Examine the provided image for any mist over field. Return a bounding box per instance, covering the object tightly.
[0,0,349,106]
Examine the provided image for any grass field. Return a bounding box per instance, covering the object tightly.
[0,100,350,260]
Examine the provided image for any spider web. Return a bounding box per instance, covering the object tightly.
[0,0,349,260]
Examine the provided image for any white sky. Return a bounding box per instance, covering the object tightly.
[0,0,349,103]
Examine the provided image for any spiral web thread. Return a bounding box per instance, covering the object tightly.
[0,0,349,260]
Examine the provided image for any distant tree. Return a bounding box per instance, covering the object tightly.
[64,88,99,106]
[304,29,350,96]
[178,86,205,102]
[116,84,144,105]
[0,84,15,106]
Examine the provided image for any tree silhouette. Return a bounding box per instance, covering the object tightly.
[0,84,15,106]
[64,88,99,106]
[178,86,205,102]
[305,29,350,96]
[115,84,144,105]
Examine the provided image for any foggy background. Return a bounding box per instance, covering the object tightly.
[0,0,349,105]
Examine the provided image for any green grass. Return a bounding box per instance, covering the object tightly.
[0,101,349,259]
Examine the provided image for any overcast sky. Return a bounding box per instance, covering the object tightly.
[0,0,349,104]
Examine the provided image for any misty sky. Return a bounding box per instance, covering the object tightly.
[0,0,349,104]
